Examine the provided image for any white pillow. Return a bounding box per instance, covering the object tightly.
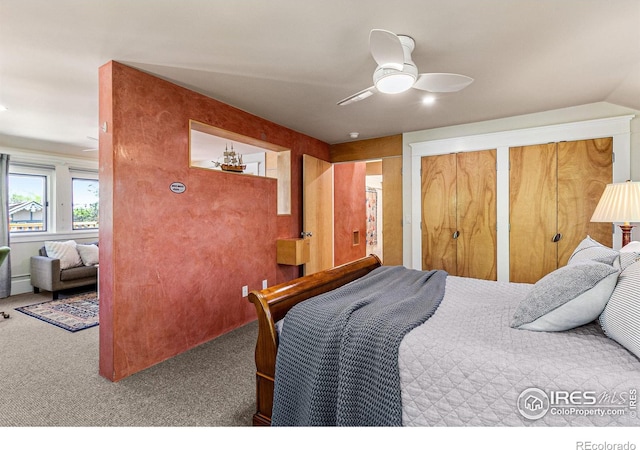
[76,244,99,266]
[44,240,83,269]
[621,241,640,253]
[600,260,640,359]
[617,241,640,270]
[619,251,640,271]
[511,261,619,332]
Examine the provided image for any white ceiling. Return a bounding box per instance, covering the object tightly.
[1,0,639,160]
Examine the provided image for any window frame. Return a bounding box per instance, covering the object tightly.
[8,164,53,235]
[70,172,99,231]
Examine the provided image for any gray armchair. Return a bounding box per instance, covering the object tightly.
[30,244,98,299]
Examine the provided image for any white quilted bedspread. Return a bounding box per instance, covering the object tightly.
[399,276,640,426]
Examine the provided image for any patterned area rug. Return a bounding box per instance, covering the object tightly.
[15,292,99,332]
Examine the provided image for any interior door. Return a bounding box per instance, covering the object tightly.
[557,138,613,265]
[456,150,497,280]
[303,154,334,275]
[421,153,457,273]
[509,144,558,283]
[382,156,403,265]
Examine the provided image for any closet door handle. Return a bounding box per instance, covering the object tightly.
[552,233,562,243]
[452,230,460,240]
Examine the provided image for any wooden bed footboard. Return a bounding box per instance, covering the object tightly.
[247,254,382,426]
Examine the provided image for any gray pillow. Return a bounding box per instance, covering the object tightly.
[568,235,640,271]
[511,261,619,332]
[568,235,619,267]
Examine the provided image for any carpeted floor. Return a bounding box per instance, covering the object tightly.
[0,289,257,427]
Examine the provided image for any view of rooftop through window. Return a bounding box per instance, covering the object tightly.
[8,173,47,232]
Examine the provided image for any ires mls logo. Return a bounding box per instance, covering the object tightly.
[517,387,638,420]
[517,388,550,420]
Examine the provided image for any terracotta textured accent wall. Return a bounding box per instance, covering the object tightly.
[98,62,330,381]
[333,162,366,266]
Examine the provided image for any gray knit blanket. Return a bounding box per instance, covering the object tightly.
[271,265,447,426]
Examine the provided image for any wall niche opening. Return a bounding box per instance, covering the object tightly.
[189,120,291,215]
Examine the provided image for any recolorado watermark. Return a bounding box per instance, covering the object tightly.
[576,442,636,450]
[517,387,638,421]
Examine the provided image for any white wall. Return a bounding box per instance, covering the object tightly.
[1,146,98,295]
[402,101,640,272]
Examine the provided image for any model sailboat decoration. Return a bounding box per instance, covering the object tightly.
[212,143,246,173]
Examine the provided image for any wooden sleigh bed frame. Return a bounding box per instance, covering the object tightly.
[247,255,382,426]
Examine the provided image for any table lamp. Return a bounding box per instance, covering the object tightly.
[591,180,640,248]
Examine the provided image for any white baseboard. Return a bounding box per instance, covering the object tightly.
[10,278,33,296]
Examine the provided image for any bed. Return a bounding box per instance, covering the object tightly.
[247,237,640,427]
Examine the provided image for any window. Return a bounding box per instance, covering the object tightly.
[8,172,48,233]
[8,162,97,237]
[72,177,99,230]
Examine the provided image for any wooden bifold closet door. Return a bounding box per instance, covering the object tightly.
[557,139,613,265]
[421,150,497,280]
[509,138,612,283]
[509,144,558,284]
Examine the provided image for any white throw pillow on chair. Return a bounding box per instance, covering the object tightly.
[44,240,83,269]
[76,244,99,266]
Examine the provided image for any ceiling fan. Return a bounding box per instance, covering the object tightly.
[337,29,474,106]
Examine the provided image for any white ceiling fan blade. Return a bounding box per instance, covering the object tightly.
[369,29,404,70]
[337,86,377,106]
[413,73,474,93]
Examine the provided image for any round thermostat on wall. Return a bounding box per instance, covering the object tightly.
[170,182,186,194]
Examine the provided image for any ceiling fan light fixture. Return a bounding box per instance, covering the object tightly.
[373,64,417,94]
[340,29,472,106]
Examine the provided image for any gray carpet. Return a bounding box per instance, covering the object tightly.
[0,290,257,427]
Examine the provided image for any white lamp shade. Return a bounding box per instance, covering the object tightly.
[591,181,640,223]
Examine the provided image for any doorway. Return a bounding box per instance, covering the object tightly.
[303,154,403,274]
[365,161,383,261]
